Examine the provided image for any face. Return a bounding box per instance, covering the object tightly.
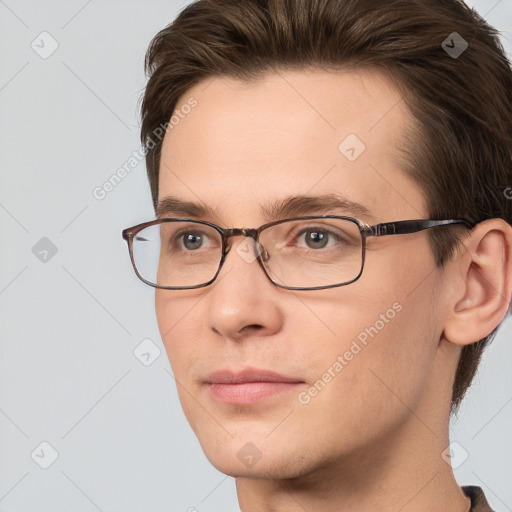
[155,68,448,479]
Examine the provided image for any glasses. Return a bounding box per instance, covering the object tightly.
[122,216,474,291]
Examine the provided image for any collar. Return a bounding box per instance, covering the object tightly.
[462,486,494,512]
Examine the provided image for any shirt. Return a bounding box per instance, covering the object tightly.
[462,486,494,512]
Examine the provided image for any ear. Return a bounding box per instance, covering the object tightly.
[443,218,512,346]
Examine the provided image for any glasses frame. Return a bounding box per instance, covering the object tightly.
[122,216,475,291]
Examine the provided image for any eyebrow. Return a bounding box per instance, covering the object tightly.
[156,193,376,223]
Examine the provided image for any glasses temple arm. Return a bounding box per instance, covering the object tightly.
[367,218,475,237]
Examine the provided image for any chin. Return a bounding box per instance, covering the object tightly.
[194,431,326,481]
[206,451,314,480]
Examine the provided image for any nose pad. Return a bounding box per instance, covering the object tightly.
[249,239,269,262]
[259,244,270,262]
[232,237,267,265]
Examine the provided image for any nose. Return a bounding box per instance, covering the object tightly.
[206,236,283,341]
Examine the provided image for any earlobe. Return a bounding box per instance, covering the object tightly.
[443,219,512,346]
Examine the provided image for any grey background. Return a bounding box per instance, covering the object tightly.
[0,1,511,511]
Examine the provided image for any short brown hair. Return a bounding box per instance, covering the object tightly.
[140,0,512,411]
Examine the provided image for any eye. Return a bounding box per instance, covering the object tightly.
[295,227,342,249]
[297,228,337,249]
[173,229,217,251]
[181,231,204,250]
[159,221,222,255]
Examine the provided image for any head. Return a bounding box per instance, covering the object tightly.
[138,0,512,479]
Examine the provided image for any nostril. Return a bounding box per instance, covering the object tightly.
[246,324,264,332]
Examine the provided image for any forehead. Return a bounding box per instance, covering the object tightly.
[158,67,426,223]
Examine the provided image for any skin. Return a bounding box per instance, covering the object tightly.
[154,68,512,511]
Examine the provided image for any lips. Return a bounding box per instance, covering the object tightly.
[205,367,303,384]
[204,367,304,404]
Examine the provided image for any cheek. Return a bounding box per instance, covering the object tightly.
[155,291,210,426]
[294,323,426,459]
[299,266,440,440]
[155,291,202,374]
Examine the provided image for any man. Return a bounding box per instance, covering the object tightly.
[122,0,512,510]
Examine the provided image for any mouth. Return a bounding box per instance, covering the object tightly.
[204,367,305,404]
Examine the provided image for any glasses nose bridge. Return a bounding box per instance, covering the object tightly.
[222,227,259,244]
[221,227,269,262]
